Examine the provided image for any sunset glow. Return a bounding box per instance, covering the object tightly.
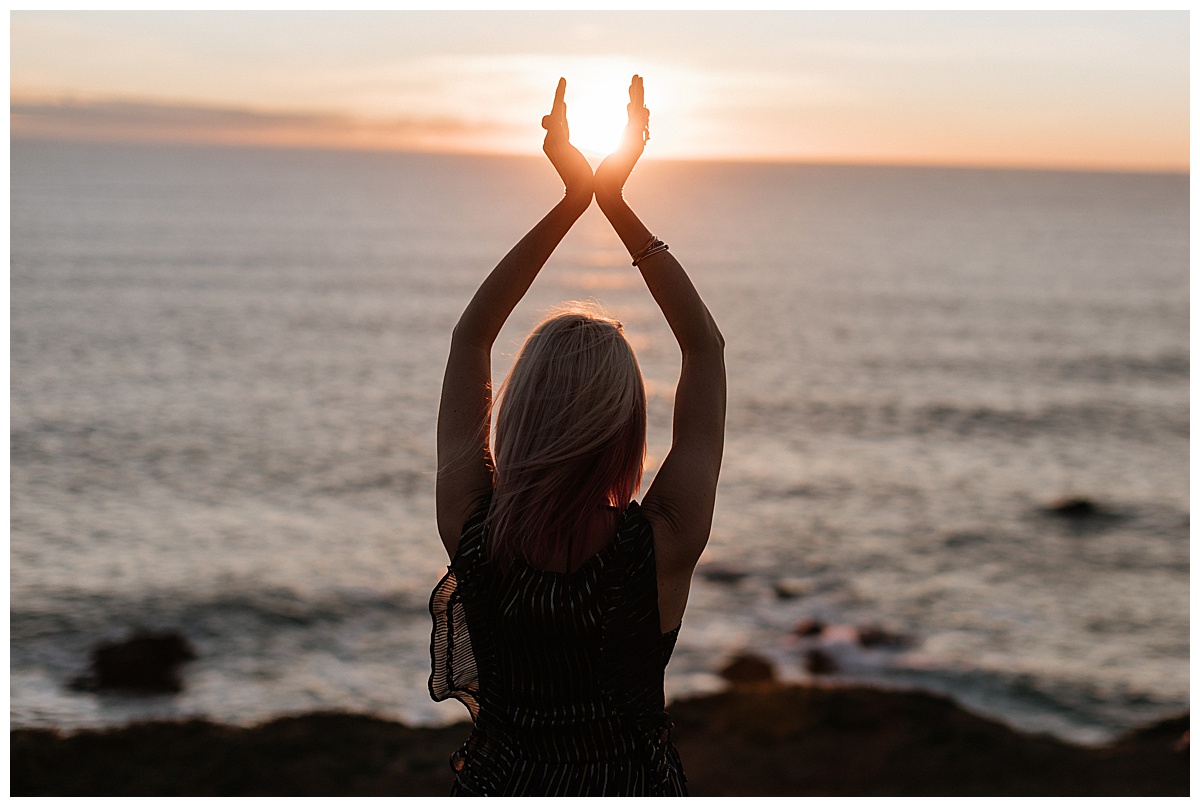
[9,11,1189,172]
[556,70,634,157]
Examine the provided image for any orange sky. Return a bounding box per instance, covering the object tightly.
[9,11,1190,172]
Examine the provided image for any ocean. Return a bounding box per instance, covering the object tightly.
[10,140,1189,745]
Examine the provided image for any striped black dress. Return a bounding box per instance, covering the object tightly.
[429,497,687,796]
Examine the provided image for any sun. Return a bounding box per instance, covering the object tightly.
[565,92,626,157]
[554,65,640,157]
[510,57,685,160]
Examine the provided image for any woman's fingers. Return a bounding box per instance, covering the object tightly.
[544,78,569,137]
[554,77,567,115]
[545,78,566,127]
[625,75,649,143]
[628,75,646,121]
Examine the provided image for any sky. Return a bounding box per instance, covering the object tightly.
[9,10,1190,172]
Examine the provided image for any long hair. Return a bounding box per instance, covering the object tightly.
[489,302,647,570]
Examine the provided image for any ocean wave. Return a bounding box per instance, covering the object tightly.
[1049,351,1189,383]
[10,584,430,647]
[866,661,1189,744]
[865,350,1190,385]
[739,397,1187,441]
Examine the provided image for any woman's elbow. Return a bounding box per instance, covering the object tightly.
[450,319,490,351]
[692,321,725,354]
[711,322,726,351]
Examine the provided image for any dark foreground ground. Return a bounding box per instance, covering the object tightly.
[11,683,1188,796]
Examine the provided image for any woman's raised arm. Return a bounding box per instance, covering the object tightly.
[596,76,726,626]
[436,79,593,556]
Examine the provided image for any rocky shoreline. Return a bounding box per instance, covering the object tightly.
[11,682,1187,796]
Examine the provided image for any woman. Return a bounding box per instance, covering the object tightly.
[430,76,725,796]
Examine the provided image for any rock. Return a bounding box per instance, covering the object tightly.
[856,625,913,649]
[942,531,986,548]
[803,648,839,676]
[71,630,197,694]
[1111,713,1190,754]
[791,618,826,638]
[1045,496,1101,518]
[773,580,811,600]
[7,692,1190,796]
[718,653,777,687]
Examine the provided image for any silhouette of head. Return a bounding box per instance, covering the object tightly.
[489,302,647,568]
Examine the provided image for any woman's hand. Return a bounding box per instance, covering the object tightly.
[542,78,593,203]
[595,75,649,205]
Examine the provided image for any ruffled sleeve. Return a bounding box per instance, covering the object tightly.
[428,497,491,722]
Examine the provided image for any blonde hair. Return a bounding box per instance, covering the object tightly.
[489,302,647,570]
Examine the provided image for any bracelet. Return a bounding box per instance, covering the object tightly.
[631,236,669,266]
[633,242,669,265]
[630,234,656,261]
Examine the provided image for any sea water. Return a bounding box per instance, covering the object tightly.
[10,141,1188,744]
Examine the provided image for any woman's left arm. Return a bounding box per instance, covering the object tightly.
[436,79,593,556]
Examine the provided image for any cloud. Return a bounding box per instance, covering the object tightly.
[10,97,519,153]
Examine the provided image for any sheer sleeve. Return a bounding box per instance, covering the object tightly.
[428,497,491,722]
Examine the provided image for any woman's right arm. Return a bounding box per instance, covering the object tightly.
[595,77,727,603]
[436,79,593,557]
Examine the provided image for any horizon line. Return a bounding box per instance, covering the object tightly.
[11,132,1189,178]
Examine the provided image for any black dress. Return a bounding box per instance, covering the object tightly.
[429,497,687,796]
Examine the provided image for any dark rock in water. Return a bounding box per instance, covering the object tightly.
[1111,713,1190,754]
[71,630,197,694]
[857,625,914,649]
[942,531,986,549]
[804,648,839,676]
[719,653,777,687]
[773,579,812,600]
[1045,496,1102,518]
[791,618,826,638]
[698,563,748,585]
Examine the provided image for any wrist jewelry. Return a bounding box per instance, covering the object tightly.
[631,237,669,266]
[630,235,656,261]
[630,236,659,264]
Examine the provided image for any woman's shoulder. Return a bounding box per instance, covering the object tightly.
[453,493,493,563]
[634,496,698,578]
[617,499,652,541]
[619,499,677,577]
[465,493,492,527]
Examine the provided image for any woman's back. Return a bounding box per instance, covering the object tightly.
[431,498,686,796]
